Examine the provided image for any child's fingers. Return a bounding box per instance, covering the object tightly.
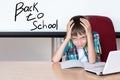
[67,20,74,30]
[80,18,90,27]
[80,18,92,33]
[70,22,74,30]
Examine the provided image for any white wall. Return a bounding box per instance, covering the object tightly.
[0,0,120,32]
[0,38,52,61]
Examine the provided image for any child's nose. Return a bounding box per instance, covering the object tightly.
[77,40,82,45]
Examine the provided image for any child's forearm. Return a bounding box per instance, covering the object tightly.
[52,38,70,62]
[87,34,97,64]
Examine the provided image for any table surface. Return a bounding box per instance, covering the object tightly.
[0,61,120,80]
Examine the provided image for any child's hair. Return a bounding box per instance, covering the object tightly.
[70,15,88,36]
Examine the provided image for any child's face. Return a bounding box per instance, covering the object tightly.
[71,33,87,48]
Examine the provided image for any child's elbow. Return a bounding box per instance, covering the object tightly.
[89,61,96,64]
[52,58,59,63]
[89,59,96,64]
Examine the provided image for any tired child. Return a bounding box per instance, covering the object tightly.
[52,16,102,63]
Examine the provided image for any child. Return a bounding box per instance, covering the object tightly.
[52,15,102,63]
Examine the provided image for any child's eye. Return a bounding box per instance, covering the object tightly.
[81,36,86,39]
[72,38,77,40]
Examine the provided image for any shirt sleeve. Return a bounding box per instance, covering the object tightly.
[63,40,73,55]
[62,40,71,61]
[93,32,102,61]
[62,40,78,61]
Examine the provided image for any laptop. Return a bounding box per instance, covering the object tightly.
[84,50,120,75]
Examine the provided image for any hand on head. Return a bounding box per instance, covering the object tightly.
[80,18,92,35]
[66,17,92,40]
[66,20,74,40]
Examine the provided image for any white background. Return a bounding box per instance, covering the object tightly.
[0,0,120,32]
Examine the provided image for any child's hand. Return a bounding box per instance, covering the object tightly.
[80,18,92,36]
[66,20,74,40]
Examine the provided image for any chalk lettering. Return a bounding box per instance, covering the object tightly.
[14,2,39,21]
[26,13,44,21]
[14,2,59,31]
[31,20,58,31]
[32,20,40,30]
[37,13,44,19]
[14,2,24,21]
[26,13,36,21]
[33,2,39,12]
